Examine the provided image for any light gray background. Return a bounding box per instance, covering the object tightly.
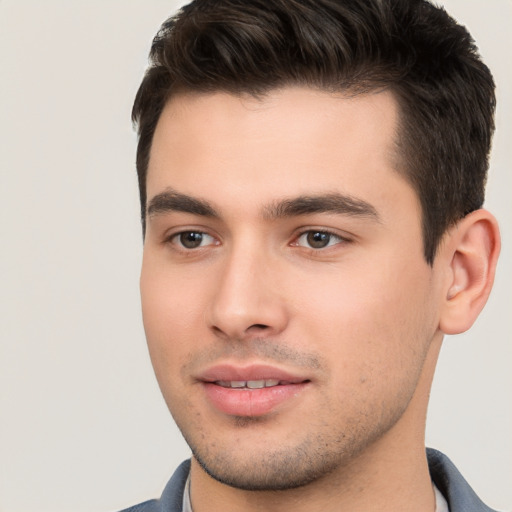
[0,1,510,511]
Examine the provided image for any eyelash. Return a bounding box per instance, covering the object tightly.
[293,229,349,250]
[165,228,350,252]
[167,230,218,250]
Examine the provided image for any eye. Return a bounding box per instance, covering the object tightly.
[296,230,344,249]
[171,231,216,249]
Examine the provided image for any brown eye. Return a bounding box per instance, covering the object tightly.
[308,231,331,248]
[296,230,344,249]
[174,231,214,249]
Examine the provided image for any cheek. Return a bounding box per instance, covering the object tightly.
[140,260,208,381]
[296,260,435,384]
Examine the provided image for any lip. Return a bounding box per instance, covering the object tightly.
[199,363,308,384]
[198,363,310,417]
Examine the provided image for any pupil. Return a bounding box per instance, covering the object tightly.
[180,232,203,248]
[307,231,330,248]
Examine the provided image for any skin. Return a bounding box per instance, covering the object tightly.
[140,87,499,512]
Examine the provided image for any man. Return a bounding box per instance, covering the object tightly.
[124,0,501,511]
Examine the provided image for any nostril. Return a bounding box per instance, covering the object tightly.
[249,324,269,330]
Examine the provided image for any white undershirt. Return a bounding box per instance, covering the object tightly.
[182,474,192,512]
[434,483,450,512]
[181,475,450,512]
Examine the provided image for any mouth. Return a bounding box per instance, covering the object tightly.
[198,364,311,417]
[214,379,294,389]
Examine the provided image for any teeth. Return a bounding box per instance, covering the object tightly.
[215,379,281,389]
[247,380,265,389]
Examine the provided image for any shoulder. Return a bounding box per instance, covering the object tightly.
[118,460,191,512]
[427,448,499,512]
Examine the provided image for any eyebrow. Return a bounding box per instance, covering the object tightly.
[146,188,379,222]
[147,189,219,218]
[263,193,380,221]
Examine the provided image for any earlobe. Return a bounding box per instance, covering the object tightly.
[439,209,500,335]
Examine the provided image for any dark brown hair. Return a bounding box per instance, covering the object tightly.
[132,0,495,263]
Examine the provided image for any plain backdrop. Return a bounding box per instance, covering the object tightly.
[0,1,510,511]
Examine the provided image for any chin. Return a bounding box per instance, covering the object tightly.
[192,443,343,491]
[183,413,386,493]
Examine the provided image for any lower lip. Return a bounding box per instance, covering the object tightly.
[202,382,308,417]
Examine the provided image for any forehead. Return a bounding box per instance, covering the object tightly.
[146,87,415,220]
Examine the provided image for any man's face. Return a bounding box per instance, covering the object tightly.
[141,87,444,490]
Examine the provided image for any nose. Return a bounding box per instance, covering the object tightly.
[206,242,289,341]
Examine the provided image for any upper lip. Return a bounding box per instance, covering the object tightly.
[197,363,310,384]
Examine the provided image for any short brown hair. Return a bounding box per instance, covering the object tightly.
[132,0,495,263]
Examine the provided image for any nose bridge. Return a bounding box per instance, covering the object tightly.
[207,234,287,339]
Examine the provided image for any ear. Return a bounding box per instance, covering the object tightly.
[438,209,500,335]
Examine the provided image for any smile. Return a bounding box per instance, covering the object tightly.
[197,363,312,416]
[215,379,285,389]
